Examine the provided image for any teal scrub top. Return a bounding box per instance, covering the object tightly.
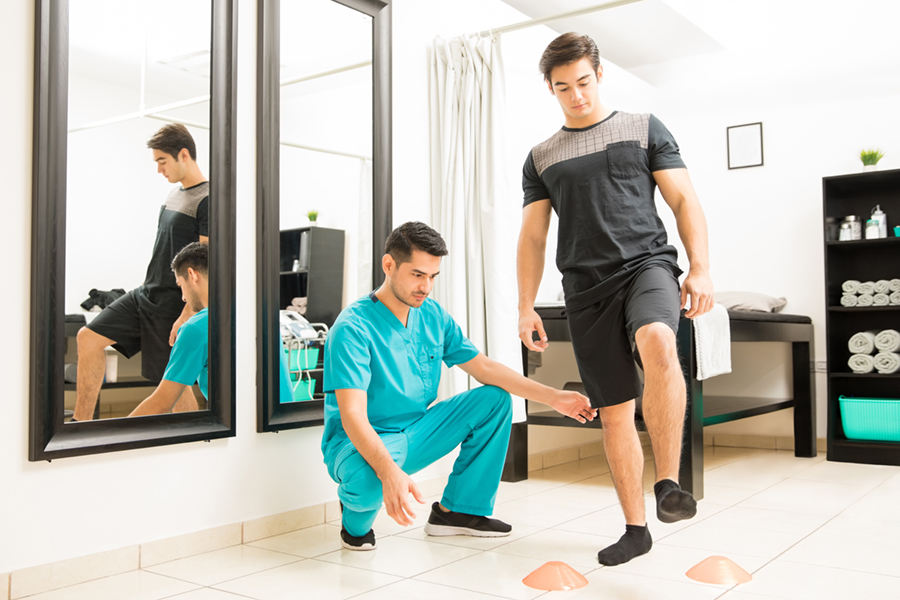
[321,292,480,456]
[163,308,209,398]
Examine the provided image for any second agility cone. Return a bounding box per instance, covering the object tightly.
[686,556,752,585]
[522,561,588,591]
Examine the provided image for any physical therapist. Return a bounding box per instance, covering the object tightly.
[322,222,596,551]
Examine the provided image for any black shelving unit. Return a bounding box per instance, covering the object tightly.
[823,168,900,465]
[280,226,345,329]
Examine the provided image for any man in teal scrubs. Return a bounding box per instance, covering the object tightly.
[129,242,294,415]
[322,222,597,550]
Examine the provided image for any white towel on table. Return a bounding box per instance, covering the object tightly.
[875,329,900,352]
[848,330,878,354]
[841,294,858,307]
[842,279,862,294]
[874,352,900,374]
[848,354,875,374]
[858,294,875,307]
[890,279,900,293]
[858,281,876,295]
[693,303,731,381]
[891,291,900,305]
[874,293,890,306]
[874,280,891,294]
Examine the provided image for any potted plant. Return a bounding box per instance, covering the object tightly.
[307,209,318,226]
[860,149,884,172]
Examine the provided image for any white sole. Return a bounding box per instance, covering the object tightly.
[341,539,376,551]
[424,523,511,538]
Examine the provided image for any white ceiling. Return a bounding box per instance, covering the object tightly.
[500,0,900,97]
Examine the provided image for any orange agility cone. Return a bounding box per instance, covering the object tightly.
[523,561,589,591]
[686,556,752,585]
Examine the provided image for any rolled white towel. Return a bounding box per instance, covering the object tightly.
[890,279,900,293]
[891,291,900,305]
[857,294,875,307]
[848,354,875,374]
[874,280,891,294]
[842,279,862,294]
[848,330,878,354]
[841,294,858,307]
[875,329,900,352]
[858,281,876,295]
[874,352,900,374]
[874,293,890,306]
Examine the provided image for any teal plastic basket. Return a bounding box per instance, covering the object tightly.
[839,396,900,442]
[282,346,319,402]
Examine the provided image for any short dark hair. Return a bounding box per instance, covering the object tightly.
[171,242,208,278]
[539,32,601,82]
[147,123,197,161]
[384,221,448,264]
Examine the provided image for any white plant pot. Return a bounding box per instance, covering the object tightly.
[308,221,318,227]
[863,164,878,172]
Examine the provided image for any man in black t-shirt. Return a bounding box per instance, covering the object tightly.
[517,33,714,566]
[72,124,209,421]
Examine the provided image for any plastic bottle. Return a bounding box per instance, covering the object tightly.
[872,205,887,238]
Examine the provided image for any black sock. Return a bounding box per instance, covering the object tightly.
[654,479,697,523]
[597,524,652,566]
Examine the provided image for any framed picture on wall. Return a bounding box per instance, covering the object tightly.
[727,122,764,169]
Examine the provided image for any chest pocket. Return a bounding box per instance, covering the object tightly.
[417,345,442,400]
[607,140,644,179]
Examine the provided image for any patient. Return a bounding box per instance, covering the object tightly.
[321,222,596,551]
[129,242,210,416]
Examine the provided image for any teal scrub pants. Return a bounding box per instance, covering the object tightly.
[326,385,512,537]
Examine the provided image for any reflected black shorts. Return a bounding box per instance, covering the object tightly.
[566,266,681,408]
[85,289,178,382]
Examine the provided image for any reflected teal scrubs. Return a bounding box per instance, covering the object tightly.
[163,308,209,398]
[322,293,512,537]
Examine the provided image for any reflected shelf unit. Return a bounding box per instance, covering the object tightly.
[823,168,900,465]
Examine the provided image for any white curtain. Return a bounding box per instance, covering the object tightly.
[429,33,525,421]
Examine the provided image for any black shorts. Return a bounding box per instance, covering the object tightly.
[566,267,681,408]
[85,289,179,382]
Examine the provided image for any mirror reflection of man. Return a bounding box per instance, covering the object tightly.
[72,124,209,421]
[129,243,209,416]
[322,222,596,551]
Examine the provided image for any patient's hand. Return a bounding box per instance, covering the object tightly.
[169,315,188,346]
[518,309,549,352]
[551,390,596,423]
[682,268,714,319]
[380,465,425,527]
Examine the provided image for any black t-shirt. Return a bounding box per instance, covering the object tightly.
[522,111,685,309]
[137,181,209,316]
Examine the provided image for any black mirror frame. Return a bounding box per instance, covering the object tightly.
[256,0,391,432]
[29,0,237,461]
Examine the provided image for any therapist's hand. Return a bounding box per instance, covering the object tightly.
[380,465,425,527]
[550,390,596,423]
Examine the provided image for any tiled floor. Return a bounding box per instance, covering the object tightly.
[22,447,900,599]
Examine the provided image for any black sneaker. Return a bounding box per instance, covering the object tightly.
[423,502,511,537]
[340,527,376,551]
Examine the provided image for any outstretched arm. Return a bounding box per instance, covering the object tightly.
[336,388,425,526]
[129,379,189,416]
[458,354,596,423]
[654,168,713,318]
[517,200,553,351]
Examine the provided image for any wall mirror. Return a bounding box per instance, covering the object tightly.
[30,0,236,460]
[257,0,391,431]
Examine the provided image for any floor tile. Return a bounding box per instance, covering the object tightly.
[396,521,543,551]
[144,545,301,586]
[657,516,807,559]
[609,543,766,588]
[315,535,479,578]
[17,571,199,600]
[370,496,440,536]
[790,459,898,488]
[248,524,344,558]
[521,479,621,511]
[544,568,723,599]
[696,506,828,537]
[840,486,900,522]
[489,528,618,569]
[495,479,561,504]
[165,590,256,600]
[717,593,789,600]
[738,559,900,600]
[349,578,506,599]
[703,453,818,490]
[738,478,869,517]
[880,470,900,489]
[212,560,400,600]
[415,550,590,600]
[703,447,771,471]
[779,516,900,577]
[491,495,600,529]
[700,484,758,506]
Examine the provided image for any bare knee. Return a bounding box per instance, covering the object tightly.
[76,326,111,352]
[598,401,636,432]
[635,323,677,372]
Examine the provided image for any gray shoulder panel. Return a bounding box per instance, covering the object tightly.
[164,181,209,218]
